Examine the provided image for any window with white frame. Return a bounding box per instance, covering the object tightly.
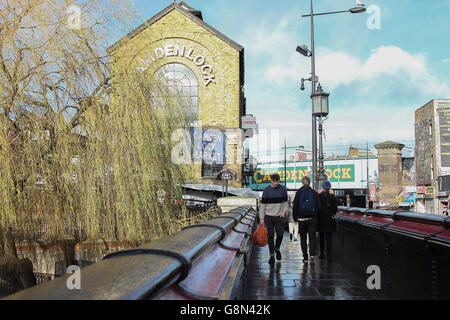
[154,63,198,124]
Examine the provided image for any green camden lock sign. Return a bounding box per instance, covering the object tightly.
[251,165,355,185]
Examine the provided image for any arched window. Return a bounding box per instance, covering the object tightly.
[154,63,198,124]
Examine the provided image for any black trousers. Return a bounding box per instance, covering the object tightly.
[264,215,285,255]
[298,219,317,258]
[319,232,332,258]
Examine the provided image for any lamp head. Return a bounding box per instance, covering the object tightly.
[311,83,330,117]
[349,6,366,14]
[296,45,311,57]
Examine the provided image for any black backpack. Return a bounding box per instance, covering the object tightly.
[299,188,315,213]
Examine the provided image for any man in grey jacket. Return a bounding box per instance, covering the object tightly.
[260,173,288,265]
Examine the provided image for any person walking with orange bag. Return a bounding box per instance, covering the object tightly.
[259,173,288,265]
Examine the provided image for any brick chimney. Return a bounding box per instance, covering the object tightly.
[375,141,405,203]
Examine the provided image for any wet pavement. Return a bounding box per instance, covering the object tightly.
[245,232,389,300]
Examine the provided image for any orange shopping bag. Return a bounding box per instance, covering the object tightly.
[252,225,268,247]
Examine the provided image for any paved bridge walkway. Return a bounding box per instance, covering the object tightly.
[245,232,389,300]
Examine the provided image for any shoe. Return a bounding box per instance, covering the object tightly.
[310,256,315,265]
[268,255,275,265]
[294,238,298,241]
[275,249,282,261]
[303,256,309,263]
[319,255,325,260]
[290,234,293,241]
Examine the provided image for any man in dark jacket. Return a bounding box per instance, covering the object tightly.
[318,180,338,263]
[293,176,321,264]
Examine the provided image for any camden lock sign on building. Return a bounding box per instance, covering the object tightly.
[137,44,216,86]
[191,128,226,164]
[249,157,377,191]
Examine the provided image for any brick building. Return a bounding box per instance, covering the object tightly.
[108,1,246,188]
[414,99,450,214]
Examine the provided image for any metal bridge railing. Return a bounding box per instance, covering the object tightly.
[3,205,256,300]
[334,206,450,300]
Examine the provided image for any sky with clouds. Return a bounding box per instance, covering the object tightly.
[128,0,450,157]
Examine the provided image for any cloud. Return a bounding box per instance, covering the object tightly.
[237,11,449,157]
[249,102,416,155]
[323,103,415,143]
[240,16,449,97]
[265,45,449,96]
[241,17,294,56]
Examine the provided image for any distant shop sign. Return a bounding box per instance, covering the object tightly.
[438,103,450,169]
[242,116,257,129]
[425,186,435,195]
[252,165,355,184]
[404,191,416,204]
[218,169,237,181]
[416,186,426,194]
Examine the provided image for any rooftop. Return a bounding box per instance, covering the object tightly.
[108,1,243,53]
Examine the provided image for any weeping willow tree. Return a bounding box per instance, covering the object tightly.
[81,62,194,244]
[0,0,195,282]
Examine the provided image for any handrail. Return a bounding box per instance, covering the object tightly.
[342,207,369,214]
[334,206,450,299]
[338,206,449,226]
[3,206,256,300]
[394,211,447,226]
[365,208,401,218]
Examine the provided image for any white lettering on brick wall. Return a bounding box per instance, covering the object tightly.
[137,43,216,87]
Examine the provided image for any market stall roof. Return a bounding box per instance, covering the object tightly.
[182,184,259,198]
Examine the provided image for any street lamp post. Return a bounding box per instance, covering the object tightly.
[309,0,318,190]
[312,83,329,186]
[367,141,370,203]
[285,139,287,187]
[297,1,366,190]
